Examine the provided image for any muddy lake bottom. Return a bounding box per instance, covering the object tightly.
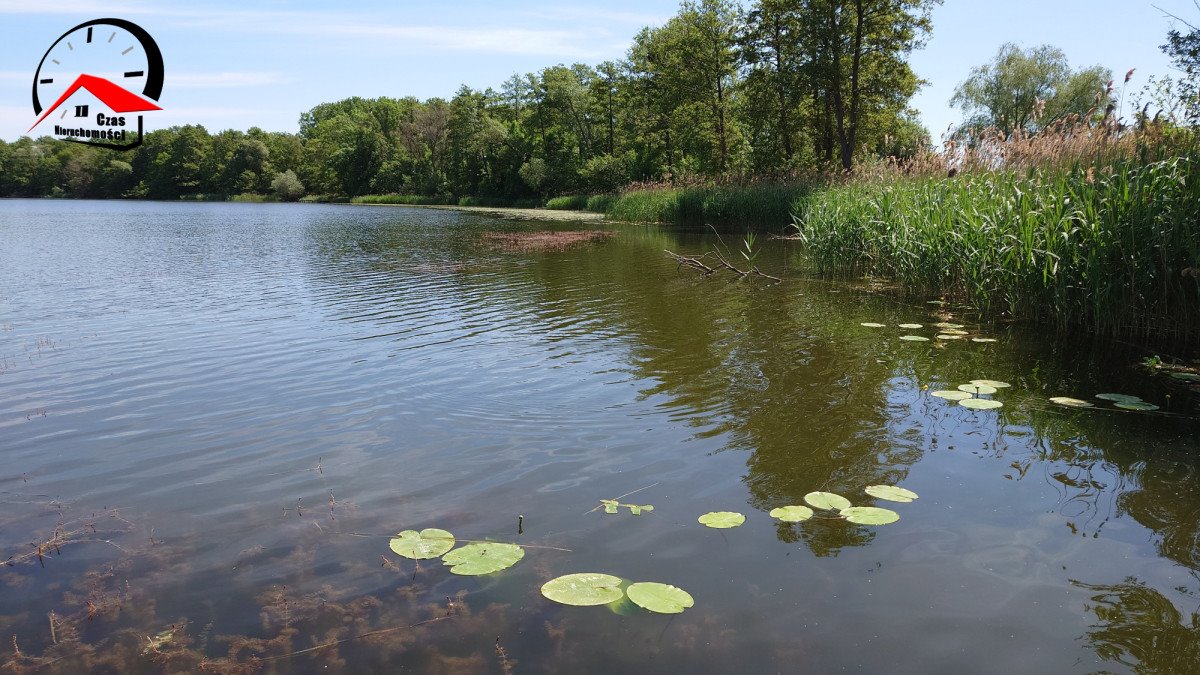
[1,200,1198,673]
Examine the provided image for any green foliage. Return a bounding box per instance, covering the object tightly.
[387,528,455,560]
[697,511,745,528]
[625,582,694,614]
[441,542,524,575]
[768,505,814,522]
[796,148,1200,340]
[541,573,625,606]
[863,485,919,503]
[840,506,900,525]
[545,195,589,210]
[270,170,305,201]
[351,194,455,205]
[951,43,1110,136]
[607,183,809,228]
[803,492,851,511]
[585,194,617,213]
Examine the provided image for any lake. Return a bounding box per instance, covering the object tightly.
[1,200,1198,673]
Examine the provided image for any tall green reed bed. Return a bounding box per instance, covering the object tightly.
[797,155,1200,339]
[607,183,810,229]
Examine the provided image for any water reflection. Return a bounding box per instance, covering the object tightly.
[2,201,1199,672]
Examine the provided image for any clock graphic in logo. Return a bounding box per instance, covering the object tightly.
[29,18,164,150]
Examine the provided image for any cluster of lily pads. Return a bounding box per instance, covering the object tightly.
[386,528,693,614]
[698,485,919,529]
[1050,393,1160,411]
[860,321,997,344]
[930,379,1009,410]
[387,483,919,617]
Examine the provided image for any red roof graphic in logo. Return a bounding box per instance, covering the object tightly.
[29,73,161,132]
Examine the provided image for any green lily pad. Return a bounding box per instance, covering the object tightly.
[804,491,851,511]
[1050,396,1093,408]
[960,398,1003,410]
[932,390,972,400]
[971,379,1011,388]
[698,511,745,528]
[971,338,998,343]
[626,582,694,614]
[860,322,886,328]
[1096,393,1143,403]
[899,335,930,342]
[864,485,919,502]
[1115,401,1160,411]
[841,506,900,525]
[940,329,971,335]
[898,323,924,329]
[541,573,625,606]
[628,504,653,515]
[388,528,455,560]
[769,505,814,522]
[1170,372,1200,382]
[936,334,964,340]
[933,322,964,329]
[958,383,998,395]
[442,542,524,575]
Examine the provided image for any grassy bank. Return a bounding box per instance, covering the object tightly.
[603,183,809,229]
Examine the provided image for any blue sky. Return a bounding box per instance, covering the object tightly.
[0,0,1196,143]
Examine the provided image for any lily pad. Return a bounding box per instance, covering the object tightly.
[442,542,524,575]
[958,383,998,395]
[936,334,964,340]
[1115,401,1160,411]
[864,485,919,503]
[804,491,851,511]
[1096,393,1143,403]
[960,398,1003,410]
[898,323,924,329]
[628,504,653,515]
[970,379,1011,389]
[899,335,930,342]
[1170,372,1200,382]
[860,322,886,328]
[698,511,745,528]
[931,390,972,401]
[388,528,455,560]
[626,582,694,614]
[971,338,998,343]
[541,573,625,606]
[940,329,971,336]
[841,506,900,525]
[934,322,965,329]
[1050,396,1093,408]
[769,505,814,522]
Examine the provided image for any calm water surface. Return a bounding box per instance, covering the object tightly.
[1,200,1199,673]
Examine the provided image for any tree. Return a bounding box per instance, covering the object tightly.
[803,0,940,171]
[1158,3,1200,123]
[951,43,1110,136]
[270,170,305,201]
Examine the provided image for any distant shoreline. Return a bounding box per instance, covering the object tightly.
[346,201,610,223]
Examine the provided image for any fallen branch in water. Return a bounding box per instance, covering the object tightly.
[664,250,781,283]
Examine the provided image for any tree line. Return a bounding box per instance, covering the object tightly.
[2,0,1193,203]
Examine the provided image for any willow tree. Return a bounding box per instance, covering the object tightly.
[951,43,1110,136]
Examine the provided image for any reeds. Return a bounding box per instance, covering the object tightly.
[605,182,810,229]
[797,128,1200,340]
